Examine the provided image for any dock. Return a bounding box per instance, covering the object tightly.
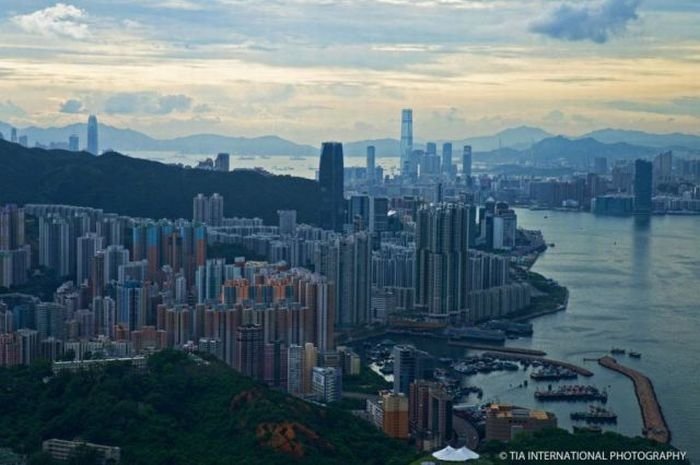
[447,341,546,357]
[598,356,670,444]
[481,352,594,377]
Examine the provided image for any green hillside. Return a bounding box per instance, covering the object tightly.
[0,351,417,465]
[0,140,320,224]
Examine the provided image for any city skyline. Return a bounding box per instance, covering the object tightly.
[0,1,699,144]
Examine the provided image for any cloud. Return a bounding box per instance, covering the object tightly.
[11,3,90,40]
[530,0,640,43]
[0,100,27,118]
[59,99,84,114]
[104,92,193,115]
[607,97,700,117]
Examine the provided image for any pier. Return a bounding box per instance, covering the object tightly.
[481,351,594,377]
[598,356,670,444]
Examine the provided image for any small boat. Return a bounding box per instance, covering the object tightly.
[610,348,625,355]
[548,243,556,247]
[629,351,641,359]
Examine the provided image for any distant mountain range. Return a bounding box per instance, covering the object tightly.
[1,120,698,159]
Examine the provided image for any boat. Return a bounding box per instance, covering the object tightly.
[535,385,608,402]
[610,348,626,355]
[530,367,578,381]
[570,405,617,424]
[629,351,641,359]
[548,243,555,247]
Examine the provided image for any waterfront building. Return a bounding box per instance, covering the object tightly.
[634,159,653,214]
[319,142,345,232]
[485,404,557,442]
[400,109,413,177]
[393,344,432,395]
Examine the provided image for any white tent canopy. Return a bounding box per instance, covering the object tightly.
[432,445,480,462]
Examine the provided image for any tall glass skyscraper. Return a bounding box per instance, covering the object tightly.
[366,145,376,184]
[442,143,452,176]
[319,142,345,232]
[87,115,99,155]
[634,159,653,214]
[400,109,413,175]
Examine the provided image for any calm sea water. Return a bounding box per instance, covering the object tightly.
[512,210,700,461]
[127,151,398,179]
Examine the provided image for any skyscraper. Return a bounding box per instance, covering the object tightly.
[76,233,104,286]
[68,134,79,152]
[192,193,224,226]
[415,203,470,320]
[634,159,653,214]
[319,142,345,232]
[400,109,413,175]
[278,210,297,236]
[462,145,472,182]
[87,115,99,155]
[442,143,453,176]
[215,153,230,172]
[366,145,376,184]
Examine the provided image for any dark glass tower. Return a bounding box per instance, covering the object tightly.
[634,159,653,214]
[319,142,345,232]
[87,114,99,155]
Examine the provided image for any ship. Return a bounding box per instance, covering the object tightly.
[629,351,641,359]
[530,367,578,381]
[610,347,626,355]
[444,327,506,344]
[570,405,617,424]
[535,385,608,402]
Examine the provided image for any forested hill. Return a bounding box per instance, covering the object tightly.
[0,140,320,224]
[0,351,417,465]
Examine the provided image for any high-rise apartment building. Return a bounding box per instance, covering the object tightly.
[442,143,453,176]
[215,153,230,172]
[366,145,376,184]
[462,145,472,181]
[192,193,224,226]
[415,203,470,320]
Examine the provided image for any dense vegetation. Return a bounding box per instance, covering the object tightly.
[0,351,417,465]
[0,140,320,224]
[343,366,392,395]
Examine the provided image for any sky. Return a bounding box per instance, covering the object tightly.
[0,0,699,144]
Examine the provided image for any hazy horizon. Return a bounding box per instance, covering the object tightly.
[1,0,699,145]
